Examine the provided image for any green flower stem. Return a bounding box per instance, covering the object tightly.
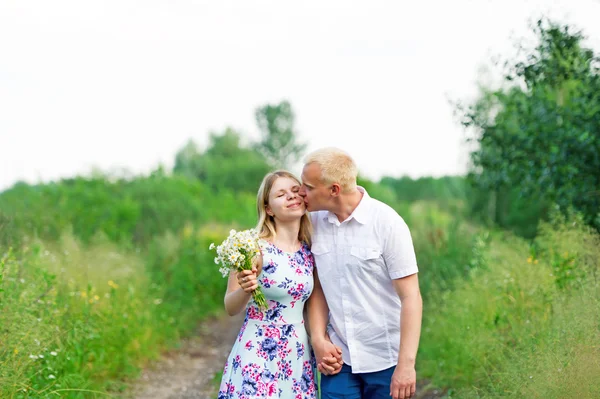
[239,249,268,310]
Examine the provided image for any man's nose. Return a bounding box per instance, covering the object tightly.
[298,186,306,197]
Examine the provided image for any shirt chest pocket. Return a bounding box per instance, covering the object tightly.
[349,246,384,275]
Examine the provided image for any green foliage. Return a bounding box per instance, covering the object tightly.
[357,175,398,205]
[468,185,549,238]
[461,19,600,234]
[173,101,307,189]
[418,214,600,397]
[380,176,467,202]
[0,174,256,249]
[0,226,238,398]
[254,100,307,170]
[380,175,468,216]
[144,225,235,334]
[2,169,598,397]
[402,201,484,296]
[173,128,271,193]
[0,236,156,398]
[0,211,20,249]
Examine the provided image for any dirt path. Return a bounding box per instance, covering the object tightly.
[128,313,245,399]
[127,314,446,399]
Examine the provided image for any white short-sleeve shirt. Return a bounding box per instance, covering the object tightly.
[310,187,418,373]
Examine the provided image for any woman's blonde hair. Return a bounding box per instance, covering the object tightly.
[256,170,312,246]
[304,147,358,193]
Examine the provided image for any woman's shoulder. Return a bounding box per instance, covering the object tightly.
[300,241,312,254]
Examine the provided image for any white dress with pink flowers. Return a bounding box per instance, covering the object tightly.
[218,240,318,399]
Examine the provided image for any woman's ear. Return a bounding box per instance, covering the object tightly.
[266,206,274,216]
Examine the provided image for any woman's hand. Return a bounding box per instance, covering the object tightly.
[236,268,259,293]
[312,336,343,375]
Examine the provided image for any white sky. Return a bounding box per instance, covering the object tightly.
[1,0,599,190]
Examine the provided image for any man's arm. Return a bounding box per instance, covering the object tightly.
[306,268,343,375]
[390,273,422,399]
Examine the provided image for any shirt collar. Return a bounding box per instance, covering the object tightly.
[324,186,370,225]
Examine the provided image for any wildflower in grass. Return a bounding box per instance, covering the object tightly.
[108,280,119,289]
[50,351,57,356]
[210,229,267,310]
[48,374,56,379]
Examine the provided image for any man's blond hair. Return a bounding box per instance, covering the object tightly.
[304,147,358,193]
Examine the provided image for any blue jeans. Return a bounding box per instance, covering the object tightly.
[320,364,395,399]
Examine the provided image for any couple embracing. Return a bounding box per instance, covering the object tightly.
[218,147,422,399]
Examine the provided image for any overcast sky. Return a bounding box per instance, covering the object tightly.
[1,0,599,190]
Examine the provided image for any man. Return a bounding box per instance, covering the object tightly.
[301,147,422,399]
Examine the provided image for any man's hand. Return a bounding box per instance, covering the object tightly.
[311,337,343,375]
[390,364,416,399]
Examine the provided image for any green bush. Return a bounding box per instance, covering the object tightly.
[0,176,256,249]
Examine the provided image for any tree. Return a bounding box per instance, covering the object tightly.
[460,19,600,234]
[254,100,307,170]
[173,128,271,193]
[173,139,204,180]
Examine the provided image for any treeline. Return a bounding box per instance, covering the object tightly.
[0,173,471,250]
[0,173,255,249]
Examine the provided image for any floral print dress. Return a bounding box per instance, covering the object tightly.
[218,240,318,399]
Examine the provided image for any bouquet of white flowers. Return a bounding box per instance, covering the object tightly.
[209,228,268,310]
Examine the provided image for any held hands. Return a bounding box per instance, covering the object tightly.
[312,336,343,376]
[390,364,416,399]
[236,268,259,293]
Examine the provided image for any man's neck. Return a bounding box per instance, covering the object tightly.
[333,188,364,223]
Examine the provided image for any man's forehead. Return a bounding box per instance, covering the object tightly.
[305,163,321,175]
[301,164,321,183]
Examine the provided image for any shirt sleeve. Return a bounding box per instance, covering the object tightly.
[382,212,419,280]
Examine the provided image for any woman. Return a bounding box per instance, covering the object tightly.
[217,170,318,399]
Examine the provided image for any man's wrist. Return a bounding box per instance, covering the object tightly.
[310,333,329,346]
[397,356,416,368]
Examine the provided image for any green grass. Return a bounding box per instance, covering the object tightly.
[0,225,233,398]
[417,215,600,398]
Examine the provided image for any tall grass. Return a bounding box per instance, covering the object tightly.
[0,225,234,398]
[418,214,600,397]
[1,234,154,397]
[402,201,484,296]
